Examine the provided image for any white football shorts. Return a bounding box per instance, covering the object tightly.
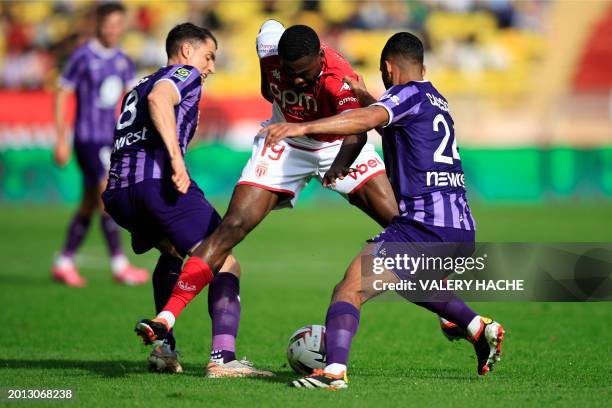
[238,133,387,209]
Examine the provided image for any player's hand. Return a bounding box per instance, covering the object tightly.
[343,75,368,99]
[171,157,190,194]
[260,123,307,147]
[322,166,356,189]
[53,141,71,167]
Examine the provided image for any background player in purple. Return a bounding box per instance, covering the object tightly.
[52,2,148,287]
[262,32,505,389]
[102,23,271,377]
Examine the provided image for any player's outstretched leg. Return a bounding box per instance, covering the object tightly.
[146,185,281,333]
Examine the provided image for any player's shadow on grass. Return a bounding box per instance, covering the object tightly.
[0,359,202,378]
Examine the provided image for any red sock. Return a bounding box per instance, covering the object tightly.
[162,257,213,319]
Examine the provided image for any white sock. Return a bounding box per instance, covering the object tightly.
[110,254,129,275]
[467,315,483,339]
[156,311,176,328]
[324,363,347,376]
[55,254,74,269]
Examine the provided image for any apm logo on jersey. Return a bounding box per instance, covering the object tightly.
[172,67,192,82]
[269,83,318,113]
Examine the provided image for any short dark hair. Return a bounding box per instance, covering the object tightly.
[278,25,320,62]
[381,32,424,66]
[165,23,217,59]
[96,2,126,23]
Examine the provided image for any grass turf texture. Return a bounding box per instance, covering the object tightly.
[0,203,610,406]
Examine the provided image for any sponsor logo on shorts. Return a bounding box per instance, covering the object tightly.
[255,163,268,178]
[347,157,384,180]
[178,280,197,292]
[172,67,192,82]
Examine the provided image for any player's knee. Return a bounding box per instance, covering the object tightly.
[219,214,248,240]
[79,191,100,217]
[156,240,184,260]
[332,279,361,305]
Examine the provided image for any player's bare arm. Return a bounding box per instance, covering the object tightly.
[323,133,367,188]
[53,86,73,167]
[148,80,190,194]
[262,105,389,146]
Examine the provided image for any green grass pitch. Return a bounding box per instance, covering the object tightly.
[1,203,611,406]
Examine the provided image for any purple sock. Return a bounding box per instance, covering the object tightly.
[325,301,360,367]
[415,296,477,329]
[208,272,240,363]
[153,253,182,349]
[61,213,92,257]
[100,214,123,257]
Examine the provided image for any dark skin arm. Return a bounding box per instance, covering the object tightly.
[260,60,273,103]
[260,105,389,146]
[343,75,385,136]
[322,132,367,188]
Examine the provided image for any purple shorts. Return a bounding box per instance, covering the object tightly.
[367,217,475,282]
[74,142,111,189]
[369,216,475,245]
[102,179,221,256]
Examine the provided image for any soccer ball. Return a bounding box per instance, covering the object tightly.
[287,325,326,374]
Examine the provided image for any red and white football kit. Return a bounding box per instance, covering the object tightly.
[238,20,386,208]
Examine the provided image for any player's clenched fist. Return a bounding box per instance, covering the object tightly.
[171,157,190,194]
[260,123,306,147]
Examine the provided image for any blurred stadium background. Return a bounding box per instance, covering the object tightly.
[0,0,610,204]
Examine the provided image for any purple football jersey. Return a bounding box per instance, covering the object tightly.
[106,64,202,190]
[59,39,136,144]
[372,81,476,231]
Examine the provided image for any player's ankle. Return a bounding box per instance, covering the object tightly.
[110,254,129,275]
[154,311,175,329]
[210,349,236,364]
[55,254,75,269]
[324,363,347,377]
[466,315,483,341]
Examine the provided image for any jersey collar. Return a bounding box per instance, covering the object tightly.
[88,39,119,59]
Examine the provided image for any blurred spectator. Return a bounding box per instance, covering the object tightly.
[0,0,546,96]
